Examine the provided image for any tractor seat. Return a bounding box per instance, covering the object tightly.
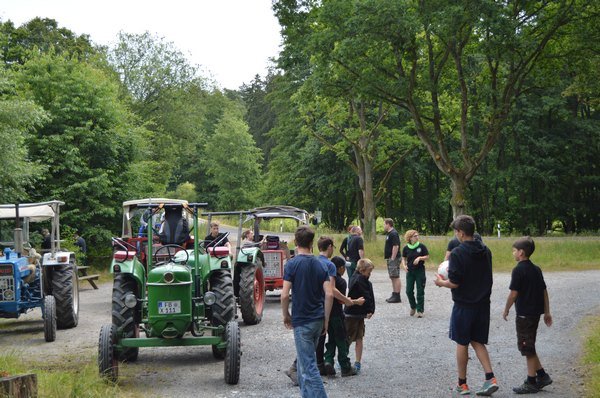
[159,205,189,245]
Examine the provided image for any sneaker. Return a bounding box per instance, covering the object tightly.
[535,373,552,389]
[410,308,416,316]
[512,380,539,394]
[454,383,471,396]
[341,365,358,377]
[323,362,336,376]
[284,368,298,386]
[476,377,499,396]
[416,312,424,318]
[354,361,361,374]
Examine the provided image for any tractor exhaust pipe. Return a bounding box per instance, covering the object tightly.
[13,203,23,257]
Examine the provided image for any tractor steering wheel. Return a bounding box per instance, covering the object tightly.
[153,244,189,266]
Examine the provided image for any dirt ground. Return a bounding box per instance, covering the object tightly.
[1,269,599,397]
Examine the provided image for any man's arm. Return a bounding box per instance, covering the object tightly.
[358,249,364,259]
[322,280,333,335]
[281,281,292,329]
[503,290,518,320]
[391,245,399,260]
[444,251,451,261]
[543,289,553,327]
[332,284,364,306]
[434,277,459,289]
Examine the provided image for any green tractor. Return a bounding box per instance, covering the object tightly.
[98,200,240,384]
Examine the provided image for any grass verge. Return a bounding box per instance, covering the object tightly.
[0,351,133,398]
[583,315,600,398]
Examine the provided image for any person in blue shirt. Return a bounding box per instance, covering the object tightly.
[281,226,333,398]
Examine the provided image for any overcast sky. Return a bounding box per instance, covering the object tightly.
[0,0,283,89]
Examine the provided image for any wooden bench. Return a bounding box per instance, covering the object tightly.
[78,265,99,289]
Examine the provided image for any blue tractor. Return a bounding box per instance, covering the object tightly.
[0,201,79,342]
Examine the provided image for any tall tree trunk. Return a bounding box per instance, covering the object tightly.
[356,154,377,241]
[450,175,467,218]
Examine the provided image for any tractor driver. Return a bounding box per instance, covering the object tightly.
[204,221,232,255]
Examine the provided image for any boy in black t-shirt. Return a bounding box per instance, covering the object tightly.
[503,237,553,394]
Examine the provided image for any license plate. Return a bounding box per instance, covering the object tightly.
[158,300,181,314]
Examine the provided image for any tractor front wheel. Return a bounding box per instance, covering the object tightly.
[51,262,79,329]
[112,273,139,362]
[98,324,119,383]
[224,320,241,384]
[43,295,56,342]
[239,259,265,325]
[209,270,236,326]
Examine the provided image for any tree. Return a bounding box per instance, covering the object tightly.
[0,70,47,202]
[202,110,263,210]
[285,0,581,217]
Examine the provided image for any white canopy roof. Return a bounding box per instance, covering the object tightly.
[122,198,188,208]
[0,201,63,222]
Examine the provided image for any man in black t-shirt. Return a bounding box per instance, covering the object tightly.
[383,218,402,303]
[346,226,364,279]
[204,221,231,255]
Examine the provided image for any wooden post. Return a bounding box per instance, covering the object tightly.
[0,373,37,397]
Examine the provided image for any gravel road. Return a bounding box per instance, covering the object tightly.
[1,268,598,398]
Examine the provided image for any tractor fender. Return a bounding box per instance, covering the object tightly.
[42,252,74,267]
[235,247,261,265]
[110,258,146,298]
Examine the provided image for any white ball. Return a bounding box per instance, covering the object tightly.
[437,260,449,280]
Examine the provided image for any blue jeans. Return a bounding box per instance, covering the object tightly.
[293,319,327,398]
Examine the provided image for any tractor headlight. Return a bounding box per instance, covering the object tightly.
[203,291,216,306]
[124,293,137,309]
[164,272,175,283]
[3,289,14,300]
[220,260,228,269]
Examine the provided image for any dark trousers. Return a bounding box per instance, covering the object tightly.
[324,316,351,370]
[406,267,426,312]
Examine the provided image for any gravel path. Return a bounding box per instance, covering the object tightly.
[1,269,598,397]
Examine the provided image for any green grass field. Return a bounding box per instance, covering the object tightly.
[583,316,600,398]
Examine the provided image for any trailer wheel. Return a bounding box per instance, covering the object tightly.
[224,320,241,385]
[239,258,265,325]
[43,295,56,342]
[98,324,119,383]
[209,270,236,326]
[112,273,139,362]
[52,262,79,329]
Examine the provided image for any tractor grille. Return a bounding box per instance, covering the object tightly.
[0,274,15,302]
[263,251,283,278]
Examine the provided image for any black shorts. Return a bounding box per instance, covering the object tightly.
[516,315,540,356]
[449,304,490,346]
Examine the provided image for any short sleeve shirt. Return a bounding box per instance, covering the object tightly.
[509,260,547,316]
[283,254,329,327]
[347,236,364,263]
[402,243,429,271]
[318,255,337,279]
[384,229,400,259]
[204,233,229,247]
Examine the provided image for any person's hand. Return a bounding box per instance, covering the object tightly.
[366,313,373,319]
[544,313,553,327]
[322,320,329,335]
[502,310,509,321]
[434,274,444,287]
[354,297,365,306]
[283,313,292,329]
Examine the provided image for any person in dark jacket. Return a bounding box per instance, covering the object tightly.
[435,215,499,396]
[344,258,375,374]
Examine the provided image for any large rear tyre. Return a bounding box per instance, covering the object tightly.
[112,273,139,362]
[209,270,236,326]
[224,320,241,385]
[51,262,79,329]
[43,295,56,342]
[239,259,265,325]
[98,324,119,383]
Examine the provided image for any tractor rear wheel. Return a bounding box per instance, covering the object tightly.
[239,259,265,325]
[51,262,79,329]
[224,320,241,384]
[98,324,119,383]
[112,273,139,362]
[209,270,236,326]
[43,295,56,342]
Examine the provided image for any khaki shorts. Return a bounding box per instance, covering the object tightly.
[387,258,400,278]
[345,317,365,342]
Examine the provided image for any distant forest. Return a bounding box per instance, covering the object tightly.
[1,1,598,249]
